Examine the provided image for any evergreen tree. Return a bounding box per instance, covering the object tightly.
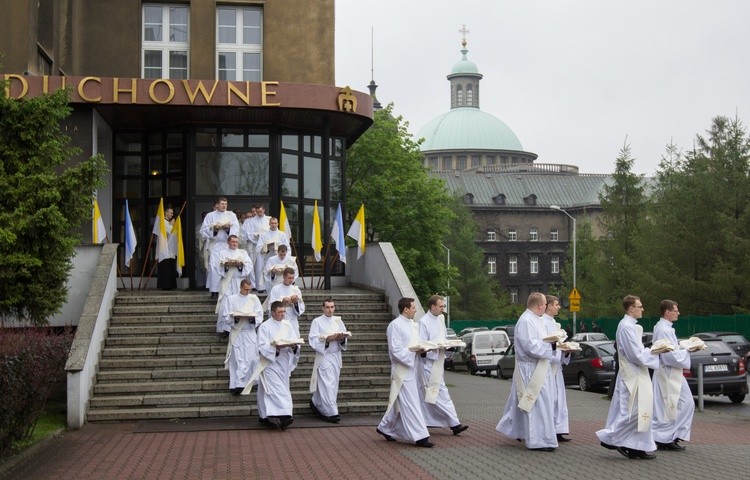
[0,87,107,326]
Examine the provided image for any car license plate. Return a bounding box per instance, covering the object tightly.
[704,364,728,373]
[477,359,491,365]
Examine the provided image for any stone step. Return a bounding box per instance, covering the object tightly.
[110,312,393,324]
[107,325,388,337]
[97,363,391,381]
[115,292,385,305]
[105,332,387,346]
[100,343,389,358]
[93,375,390,395]
[99,352,390,369]
[89,387,390,409]
[112,302,389,316]
[86,401,387,422]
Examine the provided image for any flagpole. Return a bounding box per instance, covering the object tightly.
[288,237,306,289]
[317,237,334,289]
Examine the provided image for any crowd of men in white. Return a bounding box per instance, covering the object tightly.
[197,197,693,452]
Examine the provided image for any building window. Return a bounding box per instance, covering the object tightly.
[551,255,560,274]
[428,156,438,170]
[471,155,481,167]
[486,155,496,165]
[524,194,537,206]
[530,228,538,242]
[142,4,189,79]
[487,231,496,242]
[466,84,473,105]
[509,255,518,275]
[493,194,506,205]
[550,229,558,241]
[487,256,496,274]
[216,6,263,81]
[530,255,539,274]
[457,156,466,170]
[456,86,463,106]
[510,288,519,304]
[442,156,452,170]
[508,229,517,241]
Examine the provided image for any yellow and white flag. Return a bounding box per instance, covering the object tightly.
[173,214,185,276]
[151,198,169,261]
[92,198,107,244]
[279,200,293,240]
[346,204,366,259]
[311,200,322,262]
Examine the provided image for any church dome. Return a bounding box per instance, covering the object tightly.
[450,55,479,75]
[417,107,524,152]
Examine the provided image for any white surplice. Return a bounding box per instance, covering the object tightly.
[542,313,571,435]
[417,311,461,428]
[254,229,290,291]
[256,318,296,418]
[199,210,239,292]
[222,293,264,389]
[596,315,661,452]
[377,315,430,443]
[264,254,298,288]
[651,318,694,443]
[308,314,348,416]
[213,247,253,301]
[496,308,559,449]
[241,214,270,291]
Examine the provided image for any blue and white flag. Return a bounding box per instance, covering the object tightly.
[124,200,138,267]
[330,203,346,264]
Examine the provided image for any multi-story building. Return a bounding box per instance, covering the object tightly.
[1,0,373,288]
[417,39,611,304]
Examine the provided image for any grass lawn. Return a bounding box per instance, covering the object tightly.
[7,401,66,454]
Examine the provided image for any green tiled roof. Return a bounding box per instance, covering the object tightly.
[417,108,524,152]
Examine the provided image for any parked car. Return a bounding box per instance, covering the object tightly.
[683,339,747,404]
[492,324,515,343]
[457,326,488,337]
[641,331,654,348]
[693,332,750,364]
[496,343,516,379]
[444,346,463,371]
[570,332,609,343]
[454,330,510,376]
[561,341,617,392]
[445,327,457,340]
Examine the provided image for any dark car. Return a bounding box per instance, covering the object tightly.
[562,340,617,392]
[683,339,747,404]
[457,326,488,337]
[570,332,609,343]
[641,332,654,348]
[694,332,750,364]
[496,343,516,379]
[492,324,515,343]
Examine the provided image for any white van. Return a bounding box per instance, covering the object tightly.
[460,330,511,376]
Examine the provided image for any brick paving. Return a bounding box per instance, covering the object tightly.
[2,372,749,479]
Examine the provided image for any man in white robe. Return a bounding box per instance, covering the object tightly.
[377,298,434,448]
[255,301,298,430]
[241,204,270,292]
[417,295,468,436]
[308,299,348,423]
[199,197,239,299]
[255,217,290,292]
[597,295,661,459]
[220,280,264,394]
[267,268,305,369]
[156,207,178,290]
[497,292,559,451]
[542,295,571,442]
[652,299,693,451]
[264,244,298,288]
[213,235,253,310]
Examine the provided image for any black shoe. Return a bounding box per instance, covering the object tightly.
[230,387,242,395]
[267,417,282,430]
[616,446,631,458]
[415,437,435,448]
[279,416,293,431]
[326,415,340,423]
[376,428,395,442]
[600,441,617,450]
[259,417,272,427]
[529,447,556,452]
[619,447,656,459]
[219,331,229,339]
[556,434,571,442]
[210,292,218,300]
[451,424,469,436]
[657,441,685,451]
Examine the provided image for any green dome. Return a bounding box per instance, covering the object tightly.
[417,107,524,152]
[450,48,479,75]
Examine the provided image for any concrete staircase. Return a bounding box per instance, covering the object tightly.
[86,289,392,422]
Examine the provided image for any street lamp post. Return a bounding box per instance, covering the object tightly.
[440,243,450,327]
[550,205,577,335]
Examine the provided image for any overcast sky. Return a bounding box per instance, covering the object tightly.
[335,0,750,175]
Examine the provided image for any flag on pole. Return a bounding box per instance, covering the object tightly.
[311,200,322,262]
[173,214,185,276]
[330,203,346,264]
[279,200,292,240]
[347,204,366,260]
[92,198,107,244]
[124,200,137,267]
[151,198,169,261]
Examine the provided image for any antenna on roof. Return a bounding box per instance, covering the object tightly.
[367,26,382,110]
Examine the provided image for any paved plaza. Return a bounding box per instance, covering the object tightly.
[2,372,748,479]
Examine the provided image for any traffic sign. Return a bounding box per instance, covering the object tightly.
[569,288,581,312]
